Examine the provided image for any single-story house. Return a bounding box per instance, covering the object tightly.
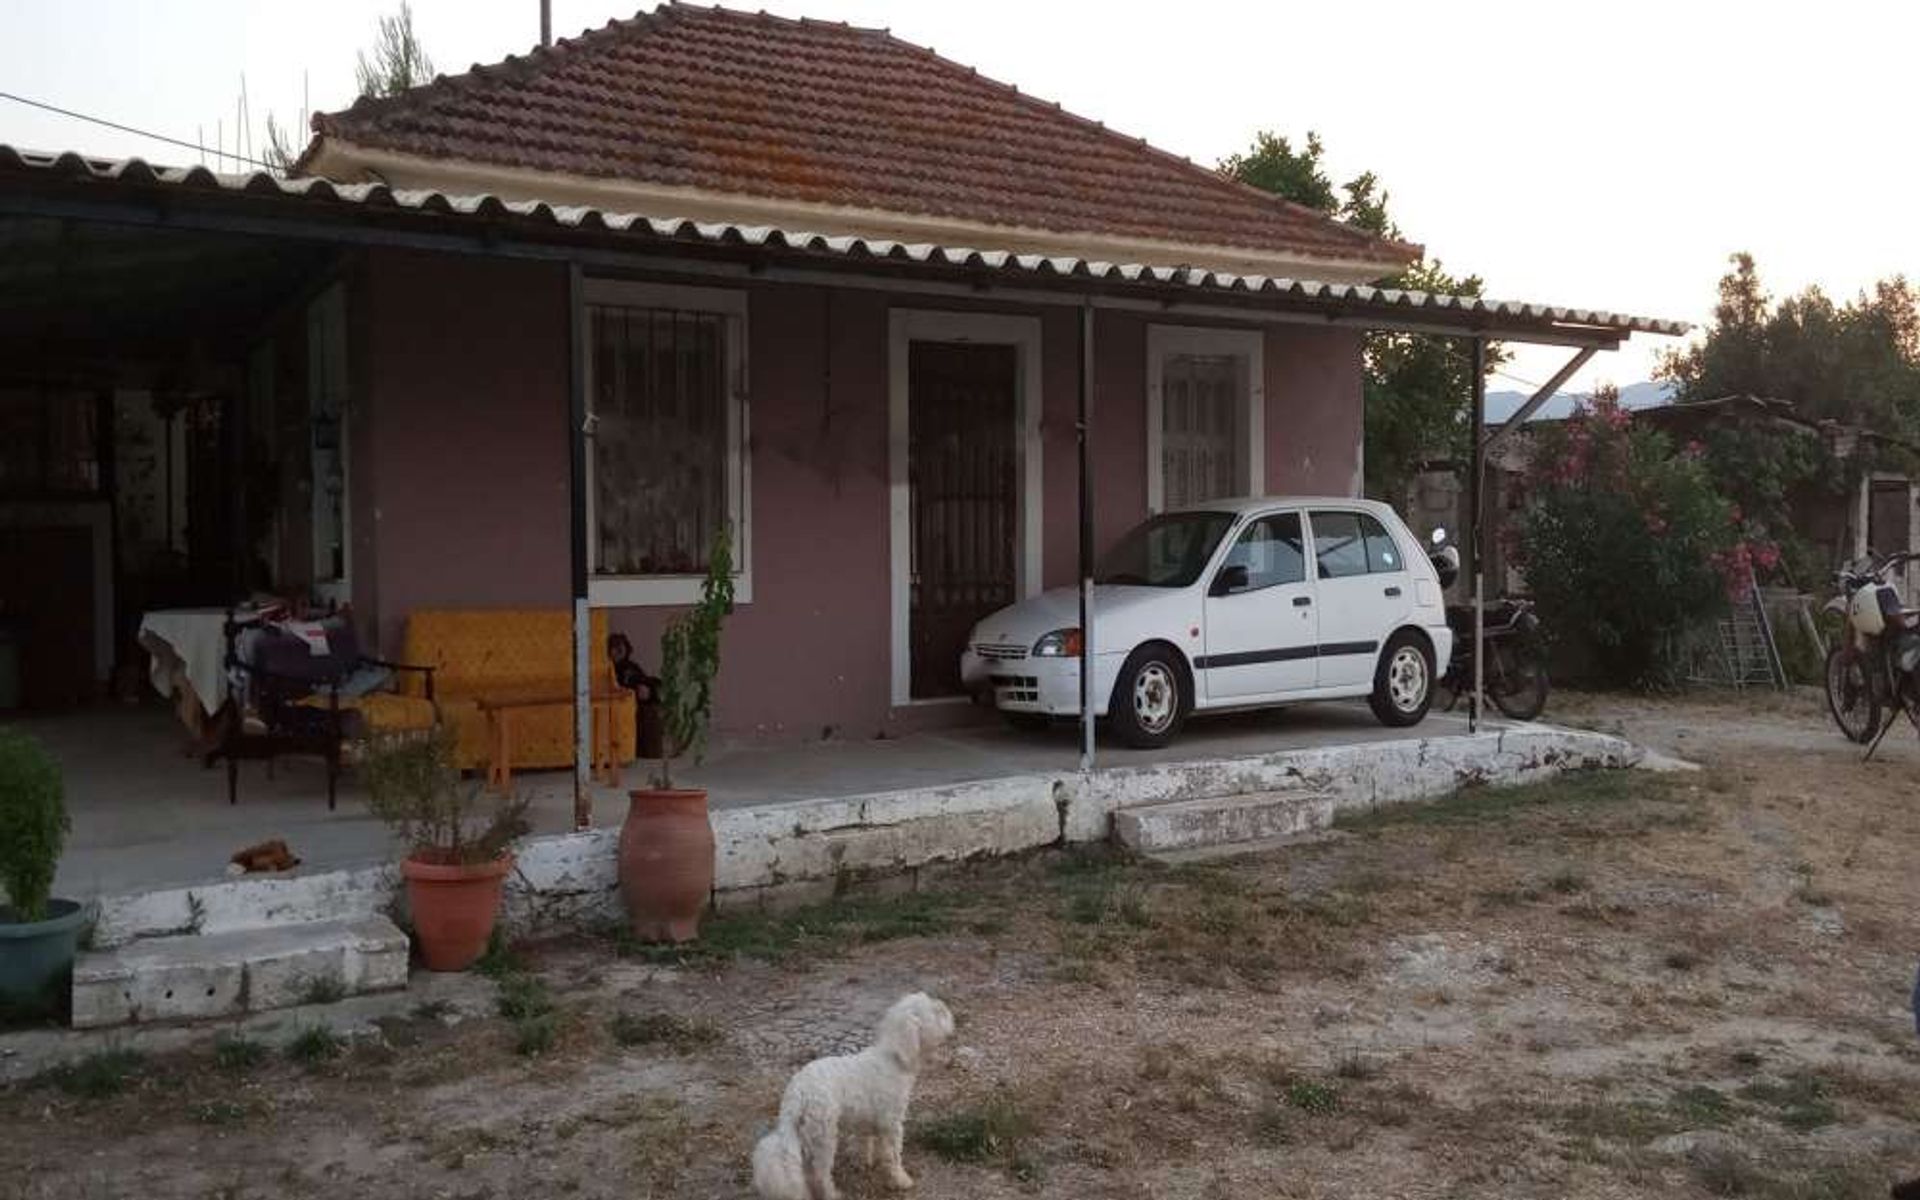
[0,3,1681,782]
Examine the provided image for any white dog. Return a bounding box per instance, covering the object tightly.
[752,992,956,1200]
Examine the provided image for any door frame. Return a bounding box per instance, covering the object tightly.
[888,309,1044,707]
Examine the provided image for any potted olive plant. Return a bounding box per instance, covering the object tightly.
[0,727,85,1019]
[618,528,732,942]
[363,725,528,971]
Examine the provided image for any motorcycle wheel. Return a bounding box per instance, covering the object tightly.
[1488,640,1550,722]
[1825,646,1879,744]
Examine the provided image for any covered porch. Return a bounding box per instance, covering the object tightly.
[39,700,1486,901]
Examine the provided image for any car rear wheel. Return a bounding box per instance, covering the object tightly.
[1109,645,1189,749]
[1369,632,1434,727]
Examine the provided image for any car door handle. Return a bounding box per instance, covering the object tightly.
[1293,596,1312,607]
[1384,586,1402,598]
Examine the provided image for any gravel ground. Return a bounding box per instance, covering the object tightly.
[4,689,1919,1200]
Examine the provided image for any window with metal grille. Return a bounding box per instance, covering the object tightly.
[1161,353,1245,509]
[588,303,735,581]
[1146,326,1264,514]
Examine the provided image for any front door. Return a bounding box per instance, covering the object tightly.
[1201,511,1318,699]
[908,341,1019,699]
[1308,509,1412,687]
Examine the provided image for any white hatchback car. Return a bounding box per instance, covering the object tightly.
[960,497,1453,747]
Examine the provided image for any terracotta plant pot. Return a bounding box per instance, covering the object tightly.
[618,788,714,942]
[401,853,513,972]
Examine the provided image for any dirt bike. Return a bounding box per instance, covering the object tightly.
[1425,530,1551,721]
[1823,551,1920,757]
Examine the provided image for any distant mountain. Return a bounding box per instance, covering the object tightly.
[1484,379,1673,423]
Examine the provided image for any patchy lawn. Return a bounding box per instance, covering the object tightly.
[4,693,1919,1199]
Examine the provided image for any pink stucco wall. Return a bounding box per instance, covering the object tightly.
[1267,324,1367,496]
[356,250,572,652]
[354,250,1363,740]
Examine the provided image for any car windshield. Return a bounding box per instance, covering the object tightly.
[1095,511,1236,588]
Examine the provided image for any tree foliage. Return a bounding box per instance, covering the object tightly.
[1660,253,1920,436]
[355,1,436,100]
[1515,392,1756,687]
[1658,253,1919,580]
[1220,130,1503,500]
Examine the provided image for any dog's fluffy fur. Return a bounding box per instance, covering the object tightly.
[752,992,955,1200]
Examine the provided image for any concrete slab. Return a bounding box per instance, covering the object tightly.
[1113,790,1336,853]
[71,915,408,1029]
[32,702,1641,953]
[31,700,1484,900]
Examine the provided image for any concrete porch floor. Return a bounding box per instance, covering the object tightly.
[24,700,1489,901]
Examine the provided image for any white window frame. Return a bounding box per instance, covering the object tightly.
[582,278,752,607]
[1145,325,1265,514]
[888,309,1044,708]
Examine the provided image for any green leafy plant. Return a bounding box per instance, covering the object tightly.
[287,1025,343,1065]
[654,527,734,789]
[0,727,68,921]
[1516,392,1744,686]
[360,724,528,865]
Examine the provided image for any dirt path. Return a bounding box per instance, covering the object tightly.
[5,691,1919,1200]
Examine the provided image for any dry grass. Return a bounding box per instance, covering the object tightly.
[3,694,1918,1199]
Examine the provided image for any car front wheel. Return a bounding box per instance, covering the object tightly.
[1109,645,1189,749]
[1369,632,1434,727]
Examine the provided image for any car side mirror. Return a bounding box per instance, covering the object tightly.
[1211,564,1249,597]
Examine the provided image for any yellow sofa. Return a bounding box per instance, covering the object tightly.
[395,609,638,774]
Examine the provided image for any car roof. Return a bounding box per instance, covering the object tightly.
[1165,495,1400,519]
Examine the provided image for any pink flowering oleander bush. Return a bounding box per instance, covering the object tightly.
[1516,393,1772,687]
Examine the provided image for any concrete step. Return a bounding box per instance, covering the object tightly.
[72,916,409,1029]
[1113,790,1335,854]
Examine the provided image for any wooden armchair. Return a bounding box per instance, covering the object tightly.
[209,611,435,809]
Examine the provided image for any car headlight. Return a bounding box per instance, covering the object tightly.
[1032,628,1084,658]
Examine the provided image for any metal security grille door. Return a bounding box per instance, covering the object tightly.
[1162,353,1245,509]
[909,341,1019,698]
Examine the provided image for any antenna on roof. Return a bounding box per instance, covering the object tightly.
[540,0,552,47]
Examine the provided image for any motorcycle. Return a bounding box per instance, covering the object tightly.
[1822,551,1920,756]
[1425,529,1551,721]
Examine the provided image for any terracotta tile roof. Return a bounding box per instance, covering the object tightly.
[307,2,1418,271]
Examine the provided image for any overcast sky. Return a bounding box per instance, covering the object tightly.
[4,1,1915,394]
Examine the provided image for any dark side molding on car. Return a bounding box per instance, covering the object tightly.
[1193,640,1379,670]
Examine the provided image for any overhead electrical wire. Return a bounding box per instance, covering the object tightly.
[0,89,281,173]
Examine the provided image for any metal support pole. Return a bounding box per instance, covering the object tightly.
[567,262,592,828]
[1078,301,1096,772]
[540,0,552,47]
[1468,337,1487,733]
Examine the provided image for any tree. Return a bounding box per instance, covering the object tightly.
[1515,389,1756,687]
[356,1,436,100]
[1661,253,1920,435]
[1658,253,1920,580]
[1220,130,1504,500]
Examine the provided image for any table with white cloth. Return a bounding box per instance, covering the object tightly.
[137,607,234,741]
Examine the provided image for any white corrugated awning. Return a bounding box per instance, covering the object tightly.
[0,146,1690,344]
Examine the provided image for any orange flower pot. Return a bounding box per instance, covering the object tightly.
[618,788,714,942]
[400,852,514,972]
